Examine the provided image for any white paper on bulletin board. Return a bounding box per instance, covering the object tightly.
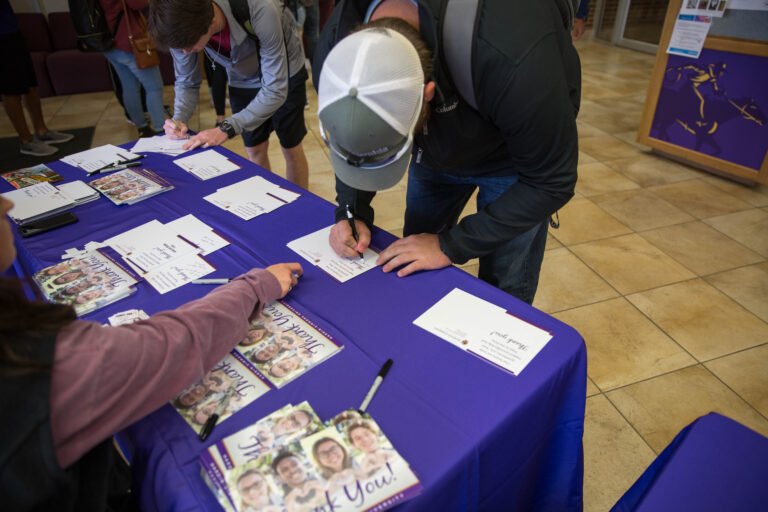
[668,14,712,58]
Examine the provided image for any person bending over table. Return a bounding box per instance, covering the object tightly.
[0,195,303,510]
[148,0,311,189]
[315,0,580,304]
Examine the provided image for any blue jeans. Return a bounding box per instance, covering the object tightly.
[405,162,549,304]
[295,1,319,61]
[103,48,165,130]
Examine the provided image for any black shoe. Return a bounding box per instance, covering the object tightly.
[138,125,162,138]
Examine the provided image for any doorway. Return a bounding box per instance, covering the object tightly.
[594,0,670,53]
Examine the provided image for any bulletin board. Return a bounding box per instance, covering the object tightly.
[637,0,768,184]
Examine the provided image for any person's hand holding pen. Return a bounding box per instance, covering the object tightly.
[330,209,371,260]
[266,263,303,297]
[164,118,189,140]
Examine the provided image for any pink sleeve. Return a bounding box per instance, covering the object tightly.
[49,268,282,468]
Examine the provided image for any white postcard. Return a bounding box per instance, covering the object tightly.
[203,188,286,221]
[56,180,99,204]
[143,252,215,294]
[174,150,240,180]
[1,182,74,225]
[413,288,552,376]
[61,144,140,173]
[123,235,200,275]
[165,214,230,256]
[103,220,168,256]
[130,135,190,156]
[287,225,378,283]
[219,176,301,203]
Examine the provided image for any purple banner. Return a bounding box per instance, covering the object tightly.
[651,49,768,170]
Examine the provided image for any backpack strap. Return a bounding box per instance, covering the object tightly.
[228,0,260,44]
[442,0,576,111]
[441,0,481,111]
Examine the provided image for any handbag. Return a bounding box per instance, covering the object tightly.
[120,0,159,69]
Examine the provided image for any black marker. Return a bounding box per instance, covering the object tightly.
[345,204,365,260]
[358,358,393,413]
[198,390,233,442]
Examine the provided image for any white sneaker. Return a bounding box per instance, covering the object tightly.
[36,131,74,145]
[20,139,58,156]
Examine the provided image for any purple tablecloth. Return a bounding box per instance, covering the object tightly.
[5,145,586,511]
[612,413,768,511]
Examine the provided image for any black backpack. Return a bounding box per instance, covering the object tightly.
[67,0,118,52]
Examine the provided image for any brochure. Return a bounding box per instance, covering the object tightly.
[1,164,63,189]
[173,301,344,430]
[89,168,173,205]
[202,404,422,512]
[33,248,139,316]
[200,402,324,510]
[172,352,272,432]
[234,300,344,388]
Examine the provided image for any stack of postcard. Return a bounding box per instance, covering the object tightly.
[88,168,173,205]
[1,182,75,225]
[33,248,139,316]
[200,404,422,512]
[172,302,343,432]
[1,164,63,189]
[203,176,300,221]
[60,144,141,173]
[56,180,100,205]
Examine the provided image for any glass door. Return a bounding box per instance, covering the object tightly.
[594,0,670,53]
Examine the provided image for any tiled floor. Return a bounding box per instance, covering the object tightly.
[2,38,767,511]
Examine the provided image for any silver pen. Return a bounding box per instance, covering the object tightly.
[191,278,231,284]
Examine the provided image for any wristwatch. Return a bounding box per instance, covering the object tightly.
[218,119,236,139]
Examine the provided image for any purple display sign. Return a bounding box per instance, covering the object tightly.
[651,49,768,170]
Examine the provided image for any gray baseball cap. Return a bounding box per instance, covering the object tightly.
[318,28,424,192]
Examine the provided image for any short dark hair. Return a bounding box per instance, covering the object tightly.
[148,0,215,50]
[271,450,299,473]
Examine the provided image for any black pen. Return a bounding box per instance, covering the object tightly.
[198,390,233,442]
[95,162,141,174]
[345,204,365,260]
[89,154,143,174]
[358,358,393,413]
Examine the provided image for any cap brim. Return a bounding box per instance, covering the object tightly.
[330,143,413,192]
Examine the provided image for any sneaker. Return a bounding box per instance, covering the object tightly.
[36,130,74,145]
[20,139,58,157]
[138,125,162,138]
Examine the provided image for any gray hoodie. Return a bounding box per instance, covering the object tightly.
[170,0,306,135]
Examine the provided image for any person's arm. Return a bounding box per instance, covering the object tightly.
[226,0,289,135]
[169,48,202,124]
[49,268,286,468]
[438,33,579,264]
